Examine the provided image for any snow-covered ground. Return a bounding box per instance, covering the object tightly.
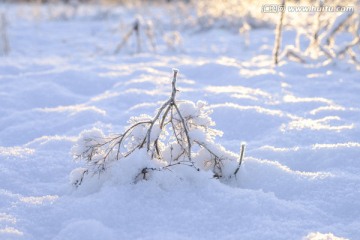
[0,3,359,240]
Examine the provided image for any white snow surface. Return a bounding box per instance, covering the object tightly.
[1,3,360,240]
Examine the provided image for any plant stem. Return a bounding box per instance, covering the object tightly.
[273,0,285,65]
[234,143,246,176]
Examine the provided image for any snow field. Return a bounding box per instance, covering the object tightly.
[1,3,360,240]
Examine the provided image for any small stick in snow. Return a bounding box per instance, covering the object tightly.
[134,19,141,53]
[234,143,246,176]
[114,19,141,54]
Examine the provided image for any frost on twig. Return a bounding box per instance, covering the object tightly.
[71,69,244,187]
[279,9,359,67]
[320,11,354,47]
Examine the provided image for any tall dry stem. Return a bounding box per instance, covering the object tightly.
[273,0,285,65]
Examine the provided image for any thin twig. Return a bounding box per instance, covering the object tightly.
[114,28,133,54]
[141,98,171,149]
[134,20,141,53]
[273,0,285,65]
[173,102,192,161]
[234,143,246,176]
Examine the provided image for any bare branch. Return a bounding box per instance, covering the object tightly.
[72,69,241,187]
[173,102,192,161]
[234,143,246,176]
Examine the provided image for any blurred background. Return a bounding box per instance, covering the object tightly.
[0,0,358,62]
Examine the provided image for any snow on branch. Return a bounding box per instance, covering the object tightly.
[278,9,359,68]
[70,69,244,187]
[320,11,354,46]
